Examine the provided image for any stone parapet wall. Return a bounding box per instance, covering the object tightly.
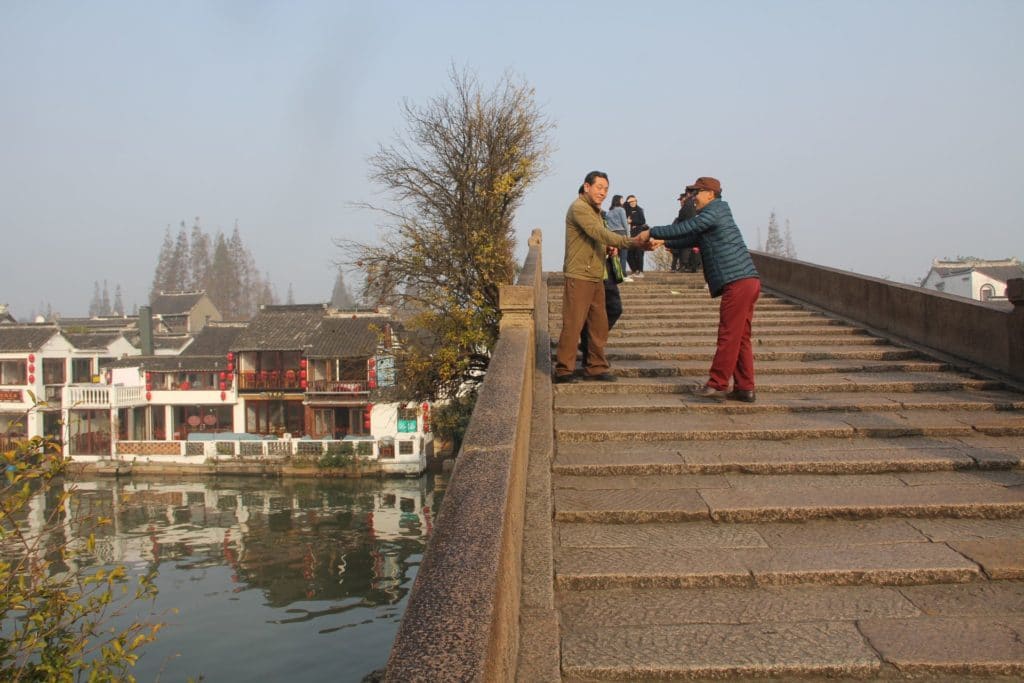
[385,229,542,682]
[752,252,1024,383]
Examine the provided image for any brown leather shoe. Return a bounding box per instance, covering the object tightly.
[726,389,757,403]
[694,384,727,400]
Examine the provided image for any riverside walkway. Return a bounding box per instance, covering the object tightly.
[385,235,1024,681]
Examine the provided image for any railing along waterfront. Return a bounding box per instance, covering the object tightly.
[385,230,544,682]
[752,252,1024,383]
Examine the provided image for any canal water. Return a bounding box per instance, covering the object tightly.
[42,475,440,682]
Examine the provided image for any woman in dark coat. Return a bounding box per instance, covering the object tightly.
[624,194,647,275]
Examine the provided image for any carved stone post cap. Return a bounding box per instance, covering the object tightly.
[1008,278,1024,306]
[499,285,535,312]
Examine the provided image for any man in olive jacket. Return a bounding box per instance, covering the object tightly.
[554,171,642,384]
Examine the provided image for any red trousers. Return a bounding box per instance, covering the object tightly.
[708,277,761,391]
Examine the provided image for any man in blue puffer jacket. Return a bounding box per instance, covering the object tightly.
[638,177,760,401]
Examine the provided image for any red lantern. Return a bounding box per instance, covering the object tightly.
[220,391,226,401]
[28,353,35,363]
[227,362,234,373]
[227,352,234,361]
[28,374,35,384]
[219,381,226,391]
[299,369,307,380]
[28,364,35,373]
[299,358,307,368]
[146,391,152,401]
[300,379,307,390]
[145,383,152,391]
[181,381,190,390]
[367,358,377,388]
[219,371,226,380]
[145,371,152,381]
[363,404,373,431]
[422,402,430,433]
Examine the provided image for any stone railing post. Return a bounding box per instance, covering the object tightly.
[499,285,535,333]
[1008,278,1024,379]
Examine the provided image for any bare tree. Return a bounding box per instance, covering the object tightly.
[338,66,553,400]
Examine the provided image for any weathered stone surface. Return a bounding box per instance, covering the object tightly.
[949,539,1024,579]
[556,547,756,590]
[898,469,1024,487]
[748,543,981,586]
[907,517,1024,542]
[552,473,730,491]
[859,616,1024,675]
[562,622,880,679]
[556,543,980,590]
[559,585,921,627]
[754,519,928,547]
[558,521,768,549]
[899,580,1024,616]
[702,484,1024,522]
[554,488,708,523]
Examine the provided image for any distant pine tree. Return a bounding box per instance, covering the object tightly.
[88,281,101,317]
[189,218,212,292]
[330,269,356,309]
[207,233,240,318]
[286,283,295,305]
[100,280,111,316]
[113,284,124,316]
[169,225,191,291]
[151,226,175,301]
[765,211,785,255]
[783,219,797,259]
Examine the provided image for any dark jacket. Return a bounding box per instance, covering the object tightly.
[649,198,758,297]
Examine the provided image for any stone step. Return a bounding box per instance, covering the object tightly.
[553,434,1024,475]
[554,409,1024,443]
[552,310,839,323]
[570,358,950,378]
[607,324,870,338]
[555,372,994,393]
[548,300,804,311]
[597,335,891,348]
[554,389,1024,416]
[552,470,1024,525]
[559,582,1024,679]
[599,346,922,361]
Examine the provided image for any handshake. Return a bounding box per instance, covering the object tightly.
[631,230,663,251]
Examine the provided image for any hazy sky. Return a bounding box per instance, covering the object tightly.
[2,1,1021,320]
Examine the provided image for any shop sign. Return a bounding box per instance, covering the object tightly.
[0,390,23,403]
[376,355,396,387]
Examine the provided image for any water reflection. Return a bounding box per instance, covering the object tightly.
[16,475,437,682]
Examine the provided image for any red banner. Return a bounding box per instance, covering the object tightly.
[0,390,24,402]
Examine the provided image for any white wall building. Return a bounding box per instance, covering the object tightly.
[920,258,1024,302]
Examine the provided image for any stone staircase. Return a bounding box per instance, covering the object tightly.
[547,271,1024,681]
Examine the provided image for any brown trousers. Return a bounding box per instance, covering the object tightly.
[555,277,609,377]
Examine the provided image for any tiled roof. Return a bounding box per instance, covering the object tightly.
[64,331,126,351]
[57,316,137,332]
[0,325,61,352]
[309,315,389,358]
[103,355,228,372]
[231,304,327,351]
[183,322,247,356]
[153,335,193,351]
[974,265,1024,282]
[150,291,206,315]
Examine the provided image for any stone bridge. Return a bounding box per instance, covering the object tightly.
[385,230,1024,681]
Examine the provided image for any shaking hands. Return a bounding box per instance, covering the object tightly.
[632,230,663,251]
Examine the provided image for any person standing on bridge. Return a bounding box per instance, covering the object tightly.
[638,177,760,401]
[555,171,648,384]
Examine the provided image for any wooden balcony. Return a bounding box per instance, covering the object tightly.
[307,379,369,395]
[238,371,305,391]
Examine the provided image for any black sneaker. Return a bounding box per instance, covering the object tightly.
[582,373,617,382]
[554,374,578,384]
